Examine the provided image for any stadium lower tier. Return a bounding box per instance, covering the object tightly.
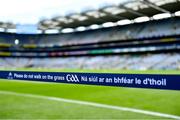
[0,53,180,70]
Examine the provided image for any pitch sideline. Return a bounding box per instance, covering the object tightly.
[0,90,180,119]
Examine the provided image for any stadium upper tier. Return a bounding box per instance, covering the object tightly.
[0,18,180,57]
[0,18,180,45]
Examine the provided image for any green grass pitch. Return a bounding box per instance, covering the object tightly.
[0,68,180,119]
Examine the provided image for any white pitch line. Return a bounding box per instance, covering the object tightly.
[0,90,180,120]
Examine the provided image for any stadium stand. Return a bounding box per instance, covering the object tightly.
[0,0,180,70]
[0,53,180,70]
[0,18,180,45]
[0,18,180,70]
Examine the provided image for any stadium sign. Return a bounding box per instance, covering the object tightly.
[0,71,180,90]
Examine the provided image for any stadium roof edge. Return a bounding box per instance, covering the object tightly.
[38,0,180,31]
[0,0,180,34]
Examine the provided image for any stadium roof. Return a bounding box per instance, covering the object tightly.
[38,0,180,32]
[0,0,180,33]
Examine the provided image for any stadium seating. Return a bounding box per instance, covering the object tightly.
[0,18,180,46]
[1,53,179,70]
[37,18,180,46]
[0,18,180,70]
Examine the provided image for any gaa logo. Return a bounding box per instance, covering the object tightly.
[66,74,79,82]
[7,72,13,79]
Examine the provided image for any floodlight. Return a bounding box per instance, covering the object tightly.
[175,11,180,16]
[7,29,16,33]
[102,22,116,28]
[45,29,59,34]
[89,24,100,30]
[15,39,19,45]
[117,19,132,25]
[61,28,74,33]
[76,26,86,31]
[153,13,171,20]
[134,16,150,23]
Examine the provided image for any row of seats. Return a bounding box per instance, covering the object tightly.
[1,53,180,70]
